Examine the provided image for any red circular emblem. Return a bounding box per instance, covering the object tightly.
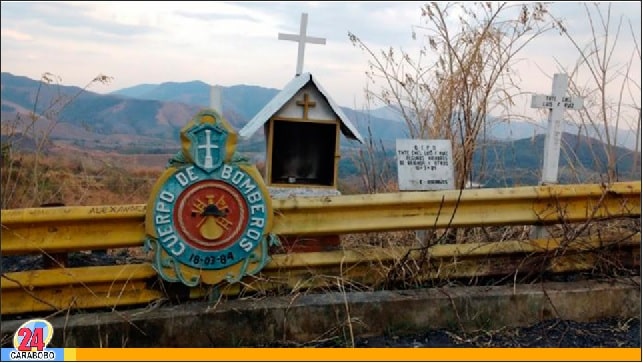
[173,180,249,251]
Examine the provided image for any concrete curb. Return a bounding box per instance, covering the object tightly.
[1,277,640,347]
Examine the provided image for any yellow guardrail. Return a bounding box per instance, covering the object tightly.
[1,182,640,255]
[2,234,639,314]
[0,181,640,315]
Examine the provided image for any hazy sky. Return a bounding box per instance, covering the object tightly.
[1,1,641,124]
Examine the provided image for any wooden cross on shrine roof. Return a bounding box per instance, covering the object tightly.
[296,93,316,119]
[278,13,326,76]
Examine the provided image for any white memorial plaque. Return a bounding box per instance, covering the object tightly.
[396,139,454,191]
[531,94,584,110]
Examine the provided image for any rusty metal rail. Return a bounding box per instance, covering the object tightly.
[1,182,639,255]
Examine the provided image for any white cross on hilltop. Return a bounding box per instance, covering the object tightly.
[278,13,326,76]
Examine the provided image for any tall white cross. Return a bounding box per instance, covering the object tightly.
[530,73,584,239]
[278,13,326,76]
[531,73,584,185]
[198,129,218,169]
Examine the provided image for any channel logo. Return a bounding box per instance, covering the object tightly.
[1,319,64,361]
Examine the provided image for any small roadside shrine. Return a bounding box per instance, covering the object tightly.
[239,12,364,252]
[239,13,364,199]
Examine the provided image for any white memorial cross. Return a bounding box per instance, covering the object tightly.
[198,129,218,169]
[531,73,584,185]
[530,73,584,239]
[278,13,326,76]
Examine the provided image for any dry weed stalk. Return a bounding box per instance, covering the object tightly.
[553,3,641,183]
[350,2,556,189]
[1,73,113,209]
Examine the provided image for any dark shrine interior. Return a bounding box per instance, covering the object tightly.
[270,120,336,186]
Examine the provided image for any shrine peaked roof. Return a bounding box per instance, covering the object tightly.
[238,73,364,144]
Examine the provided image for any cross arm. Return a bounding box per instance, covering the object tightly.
[278,33,326,44]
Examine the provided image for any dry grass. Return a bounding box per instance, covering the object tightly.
[341,231,418,249]
[1,146,164,209]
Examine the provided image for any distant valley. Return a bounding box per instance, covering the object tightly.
[1,71,640,187]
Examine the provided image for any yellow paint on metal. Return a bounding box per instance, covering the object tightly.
[1,264,156,289]
[1,182,639,254]
[3,234,638,315]
[264,233,640,268]
[0,181,639,314]
[5,234,634,290]
[1,220,146,255]
[241,163,274,233]
[219,249,639,296]
[270,182,640,235]
[1,286,163,315]
[1,204,146,223]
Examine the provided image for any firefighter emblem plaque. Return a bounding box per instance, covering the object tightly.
[145,110,274,286]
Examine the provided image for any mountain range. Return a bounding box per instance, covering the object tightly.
[112,78,640,151]
[1,71,640,185]
[1,72,416,152]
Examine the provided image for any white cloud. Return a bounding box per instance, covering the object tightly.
[1,28,33,42]
[0,0,639,123]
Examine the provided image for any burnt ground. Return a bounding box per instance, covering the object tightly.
[257,318,641,348]
[354,318,641,348]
